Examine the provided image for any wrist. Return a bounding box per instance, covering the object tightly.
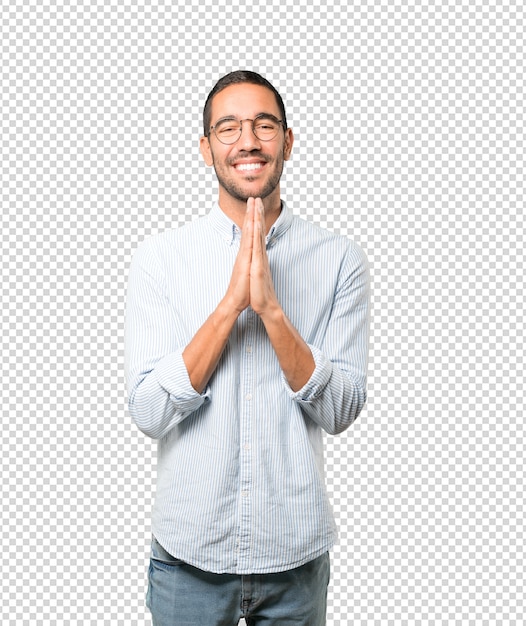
[217,295,244,324]
[258,302,284,327]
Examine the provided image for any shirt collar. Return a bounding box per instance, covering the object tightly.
[208,201,293,246]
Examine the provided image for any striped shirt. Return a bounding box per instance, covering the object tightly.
[125,201,370,575]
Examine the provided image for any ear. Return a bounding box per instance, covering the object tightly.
[283,128,294,161]
[200,135,214,166]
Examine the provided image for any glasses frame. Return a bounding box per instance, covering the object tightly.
[209,114,284,145]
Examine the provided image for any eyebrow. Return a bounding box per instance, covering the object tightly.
[213,112,279,125]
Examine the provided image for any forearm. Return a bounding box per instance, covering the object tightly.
[260,306,315,392]
[182,297,240,394]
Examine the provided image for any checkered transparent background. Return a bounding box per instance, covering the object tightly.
[1,0,524,624]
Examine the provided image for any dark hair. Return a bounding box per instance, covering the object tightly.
[203,70,288,137]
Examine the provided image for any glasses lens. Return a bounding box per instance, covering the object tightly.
[214,120,241,144]
[253,117,280,141]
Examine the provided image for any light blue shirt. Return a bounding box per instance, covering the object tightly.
[125,202,370,574]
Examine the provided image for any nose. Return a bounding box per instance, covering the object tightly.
[237,119,262,150]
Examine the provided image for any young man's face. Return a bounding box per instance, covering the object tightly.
[200,83,293,208]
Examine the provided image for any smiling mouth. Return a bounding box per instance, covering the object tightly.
[234,162,265,172]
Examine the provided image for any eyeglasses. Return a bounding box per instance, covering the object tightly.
[209,114,284,145]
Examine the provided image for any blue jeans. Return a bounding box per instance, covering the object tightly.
[146,536,330,625]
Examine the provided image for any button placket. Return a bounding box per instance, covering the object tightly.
[237,307,255,570]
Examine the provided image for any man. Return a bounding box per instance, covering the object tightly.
[125,70,369,626]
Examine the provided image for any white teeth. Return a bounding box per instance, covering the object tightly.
[235,163,263,171]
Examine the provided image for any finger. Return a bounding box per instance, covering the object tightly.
[240,198,255,253]
[244,197,255,229]
[255,197,264,224]
[252,199,263,255]
[254,198,267,256]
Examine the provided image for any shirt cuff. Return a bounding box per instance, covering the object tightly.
[154,350,210,412]
[282,344,332,402]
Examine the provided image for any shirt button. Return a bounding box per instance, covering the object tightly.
[241,490,249,498]
[245,393,252,401]
[246,345,253,353]
[243,443,250,450]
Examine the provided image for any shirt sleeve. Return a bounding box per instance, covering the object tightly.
[282,243,370,435]
[124,238,210,439]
